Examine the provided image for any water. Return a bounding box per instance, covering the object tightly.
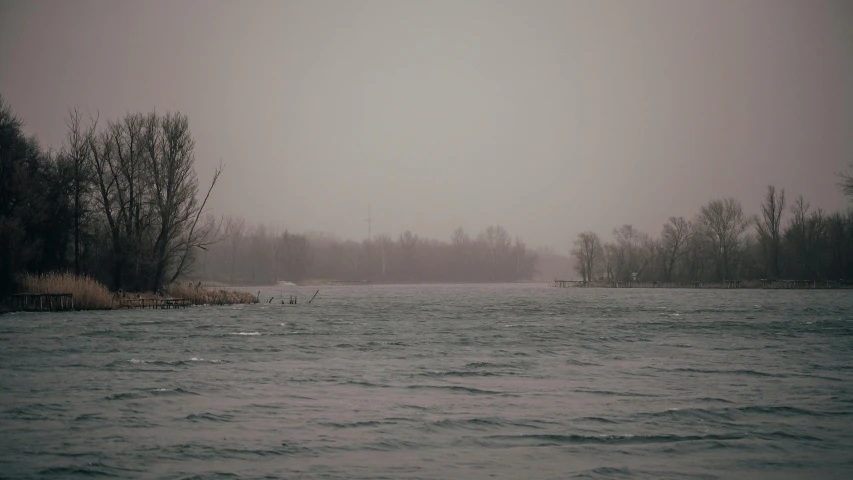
[1,284,852,479]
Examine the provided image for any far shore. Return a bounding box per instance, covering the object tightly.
[191,278,853,290]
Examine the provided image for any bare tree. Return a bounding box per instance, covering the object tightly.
[602,243,618,282]
[451,226,470,277]
[838,162,853,200]
[787,195,827,279]
[635,234,656,281]
[612,225,649,282]
[109,113,150,290]
[571,231,601,282]
[824,211,853,280]
[682,231,711,282]
[513,236,531,277]
[698,197,751,280]
[755,185,785,278]
[451,226,469,247]
[375,233,393,277]
[144,112,222,291]
[245,224,271,283]
[88,123,124,288]
[660,216,693,282]
[225,216,245,283]
[63,107,93,275]
[276,230,311,281]
[481,225,510,278]
[399,230,419,277]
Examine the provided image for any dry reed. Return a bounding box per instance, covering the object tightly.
[167,283,258,306]
[19,272,115,310]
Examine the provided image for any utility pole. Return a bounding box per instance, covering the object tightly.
[365,206,373,280]
[366,205,372,243]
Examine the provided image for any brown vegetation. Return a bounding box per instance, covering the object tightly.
[167,283,258,306]
[19,272,115,310]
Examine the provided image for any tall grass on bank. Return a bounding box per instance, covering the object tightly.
[19,273,115,310]
[168,283,258,305]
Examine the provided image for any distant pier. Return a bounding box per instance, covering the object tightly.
[3,293,74,312]
[119,297,192,309]
[759,279,843,289]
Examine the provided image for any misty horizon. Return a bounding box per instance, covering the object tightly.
[2,0,852,253]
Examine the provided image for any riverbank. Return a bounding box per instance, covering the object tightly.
[550,279,853,289]
[1,273,258,313]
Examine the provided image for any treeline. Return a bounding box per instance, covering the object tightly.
[196,222,538,284]
[572,184,853,284]
[0,95,219,294]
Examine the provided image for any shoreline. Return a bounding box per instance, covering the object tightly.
[550,280,852,290]
[1,285,258,314]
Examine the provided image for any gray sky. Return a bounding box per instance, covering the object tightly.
[2,0,851,252]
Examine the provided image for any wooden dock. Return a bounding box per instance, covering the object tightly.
[119,297,192,309]
[760,279,843,289]
[551,279,587,288]
[3,293,74,311]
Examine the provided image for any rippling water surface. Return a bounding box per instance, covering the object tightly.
[2,284,853,479]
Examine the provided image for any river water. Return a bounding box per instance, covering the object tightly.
[1,284,852,479]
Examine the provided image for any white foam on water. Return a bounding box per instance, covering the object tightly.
[232,332,260,336]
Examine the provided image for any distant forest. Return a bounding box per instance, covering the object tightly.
[571,183,853,284]
[195,220,538,285]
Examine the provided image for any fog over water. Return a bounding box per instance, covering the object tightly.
[1,0,851,251]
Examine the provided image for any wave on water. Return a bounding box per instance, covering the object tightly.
[418,370,503,377]
[465,361,525,369]
[426,417,558,431]
[104,392,140,401]
[656,367,787,378]
[319,420,400,429]
[185,412,234,422]
[231,332,261,336]
[39,466,122,477]
[405,384,514,396]
[4,403,66,419]
[566,358,601,366]
[125,358,224,366]
[150,387,199,396]
[574,389,665,398]
[482,432,749,446]
[187,357,223,363]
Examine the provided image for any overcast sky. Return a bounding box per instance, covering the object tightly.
[2,0,851,252]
